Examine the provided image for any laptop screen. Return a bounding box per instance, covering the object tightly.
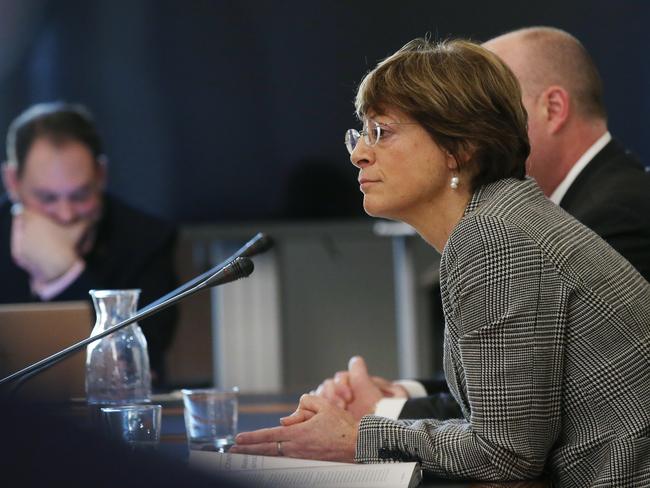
[0,301,93,402]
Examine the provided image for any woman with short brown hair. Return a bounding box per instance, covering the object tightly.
[233,38,650,487]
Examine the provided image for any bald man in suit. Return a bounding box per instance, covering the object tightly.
[484,26,650,281]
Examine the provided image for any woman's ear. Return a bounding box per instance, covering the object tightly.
[445,143,475,172]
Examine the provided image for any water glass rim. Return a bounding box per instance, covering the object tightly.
[101,404,161,413]
[181,386,239,396]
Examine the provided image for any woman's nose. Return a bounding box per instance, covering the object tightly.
[350,140,373,168]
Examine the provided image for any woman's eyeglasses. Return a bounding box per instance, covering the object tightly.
[344,119,416,154]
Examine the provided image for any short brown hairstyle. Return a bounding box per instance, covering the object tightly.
[355,38,529,191]
[6,101,104,176]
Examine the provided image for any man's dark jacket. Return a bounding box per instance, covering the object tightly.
[559,138,650,282]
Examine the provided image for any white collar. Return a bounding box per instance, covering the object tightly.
[549,131,612,205]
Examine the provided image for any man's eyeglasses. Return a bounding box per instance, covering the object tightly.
[344,119,416,154]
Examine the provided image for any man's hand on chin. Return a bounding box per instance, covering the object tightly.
[10,206,90,283]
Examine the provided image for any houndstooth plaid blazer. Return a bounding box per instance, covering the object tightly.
[355,178,650,487]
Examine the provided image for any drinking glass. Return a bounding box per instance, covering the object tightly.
[181,387,239,452]
[101,404,162,452]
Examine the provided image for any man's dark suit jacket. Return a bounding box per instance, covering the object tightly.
[560,138,650,282]
[404,139,650,420]
[0,195,178,386]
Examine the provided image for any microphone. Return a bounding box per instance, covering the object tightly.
[0,257,254,388]
[140,232,273,313]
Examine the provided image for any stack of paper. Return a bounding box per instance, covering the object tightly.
[190,451,422,488]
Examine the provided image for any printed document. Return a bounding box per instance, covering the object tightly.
[190,451,422,487]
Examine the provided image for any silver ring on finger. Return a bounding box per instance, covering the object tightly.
[276,440,284,456]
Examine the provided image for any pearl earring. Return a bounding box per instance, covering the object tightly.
[450,175,459,190]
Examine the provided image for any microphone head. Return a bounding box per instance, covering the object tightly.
[239,233,274,258]
[230,256,255,278]
[204,257,254,288]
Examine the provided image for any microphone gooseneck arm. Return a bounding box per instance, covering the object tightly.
[139,232,273,314]
[0,257,254,389]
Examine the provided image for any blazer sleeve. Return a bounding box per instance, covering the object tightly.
[355,215,567,480]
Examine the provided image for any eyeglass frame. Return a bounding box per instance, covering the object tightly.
[344,119,418,154]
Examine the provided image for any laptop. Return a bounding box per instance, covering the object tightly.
[0,301,93,402]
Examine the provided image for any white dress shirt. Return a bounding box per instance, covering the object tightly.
[549,131,611,204]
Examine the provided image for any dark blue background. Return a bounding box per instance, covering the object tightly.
[1,0,648,223]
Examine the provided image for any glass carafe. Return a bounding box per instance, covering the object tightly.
[85,289,151,405]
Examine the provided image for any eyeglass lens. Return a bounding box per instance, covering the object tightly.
[345,121,383,154]
[345,129,359,154]
[366,120,381,146]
